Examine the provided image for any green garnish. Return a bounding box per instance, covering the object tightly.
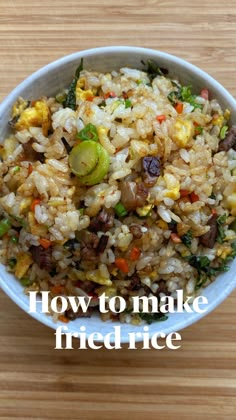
[216,213,227,244]
[184,253,230,290]
[0,218,11,238]
[181,230,193,248]
[141,59,168,82]
[209,192,216,200]
[139,312,168,325]
[114,202,128,217]
[194,126,203,135]
[20,277,32,287]
[78,208,84,216]
[7,257,17,269]
[77,123,98,142]
[124,99,132,108]
[168,84,203,110]
[64,58,84,110]
[10,235,18,244]
[13,166,20,174]
[220,125,228,140]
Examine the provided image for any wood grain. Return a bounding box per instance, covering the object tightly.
[0,0,236,418]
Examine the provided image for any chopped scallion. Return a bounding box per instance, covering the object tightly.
[114,202,128,217]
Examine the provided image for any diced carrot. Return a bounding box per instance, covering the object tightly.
[175,102,184,114]
[130,247,141,261]
[28,163,33,176]
[30,198,41,212]
[180,189,190,197]
[104,91,116,99]
[170,233,182,244]
[115,258,129,273]
[39,238,52,249]
[156,114,166,123]
[86,96,95,102]
[201,88,209,100]
[190,192,199,203]
[58,315,69,323]
[211,208,217,215]
[51,285,65,295]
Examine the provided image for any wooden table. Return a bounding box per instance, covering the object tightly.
[0,1,236,418]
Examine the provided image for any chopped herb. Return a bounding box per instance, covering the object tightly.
[98,100,106,108]
[20,277,32,287]
[78,208,84,216]
[77,123,98,142]
[167,84,203,110]
[114,202,128,217]
[220,125,228,140]
[181,230,193,248]
[185,253,231,290]
[209,192,216,200]
[125,99,132,108]
[139,312,168,325]
[194,126,203,135]
[64,58,84,110]
[13,166,20,174]
[0,218,11,237]
[141,59,168,82]
[10,235,18,244]
[7,257,17,269]
[216,213,227,244]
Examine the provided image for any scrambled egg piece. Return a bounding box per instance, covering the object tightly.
[86,270,112,286]
[15,253,33,279]
[163,173,180,200]
[136,204,153,217]
[226,193,236,216]
[1,137,19,160]
[76,87,94,102]
[14,100,51,136]
[172,118,194,147]
[212,115,224,127]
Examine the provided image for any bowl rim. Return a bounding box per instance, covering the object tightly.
[0,45,236,344]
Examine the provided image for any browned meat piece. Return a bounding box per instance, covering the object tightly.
[129,224,143,239]
[218,126,236,152]
[89,208,114,232]
[154,280,169,297]
[22,139,44,162]
[65,307,93,320]
[80,231,100,261]
[142,155,161,186]
[126,274,141,291]
[80,231,108,261]
[120,181,148,211]
[96,234,109,254]
[29,245,53,271]
[199,214,218,249]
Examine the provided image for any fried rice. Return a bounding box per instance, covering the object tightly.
[0,59,236,325]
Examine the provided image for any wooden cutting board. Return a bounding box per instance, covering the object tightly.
[0,1,236,418]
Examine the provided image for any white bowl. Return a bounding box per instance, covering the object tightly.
[0,46,236,343]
